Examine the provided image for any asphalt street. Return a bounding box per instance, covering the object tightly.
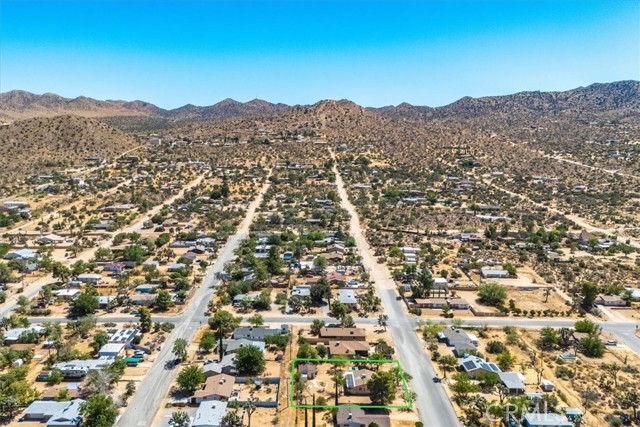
[115,177,271,427]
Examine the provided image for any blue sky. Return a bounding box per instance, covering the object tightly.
[1,0,638,108]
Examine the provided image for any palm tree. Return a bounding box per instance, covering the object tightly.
[331,371,346,406]
[439,355,458,379]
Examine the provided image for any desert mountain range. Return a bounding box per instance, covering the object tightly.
[2,80,638,125]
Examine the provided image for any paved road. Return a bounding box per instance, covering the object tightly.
[116,175,271,427]
[331,150,462,427]
[0,174,206,319]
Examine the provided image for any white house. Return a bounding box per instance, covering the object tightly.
[98,343,125,358]
[192,401,228,427]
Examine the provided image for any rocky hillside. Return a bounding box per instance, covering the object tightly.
[371,81,640,122]
[0,91,289,125]
[3,81,637,128]
[0,115,137,185]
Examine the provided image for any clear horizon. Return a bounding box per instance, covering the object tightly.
[1,0,638,109]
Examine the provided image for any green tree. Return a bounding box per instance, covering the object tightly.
[313,256,327,270]
[377,315,389,331]
[451,372,479,402]
[177,365,205,394]
[439,355,458,379]
[413,269,434,299]
[367,371,397,405]
[170,411,191,427]
[497,350,517,370]
[138,307,152,333]
[310,319,325,336]
[234,345,265,376]
[47,369,64,385]
[297,343,318,359]
[329,301,350,325]
[91,330,110,354]
[122,244,147,264]
[538,327,560,350]
[310,280,331,305]
[199,331,216,353]
[80,394,118,427]
[71,289,99,317]
[51,262,71,283]
[579,281,599,309]
[154,290,174,311]
[16,296,30,314]
[621,390,639,421]
[208,310,242,360]
[579,334,605,358]
[173,338,188,361]
[248,314,264,326]
[477,282,507,306]
[574,319,598,334]
[0,263,17,284]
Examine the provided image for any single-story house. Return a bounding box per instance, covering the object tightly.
[130,294,157,306]
[448,298,470,309]
[135,284,158,294]
[522,412,573,427]
[192,400,228,427]
[344,369,375,395]
[97,295,116,308]
[103,262,126,274]
[327,272,347,285]
[337,289,358,306]
[291,285,311,297]
[438,328,477,347]
[41,384,81,401]
[595,294,629,307]
[108,329,139,348]
[452,342,478,358]
[328,340,370,358]
[4,248,39,260]
[498,372,526,394]
[335,408,390,427]
[232,293,257,307]
[204,354,237,377]
[324,251,344,262]
[298,363,317,380]
[232,325,289,341]
[414,298,447,309]
[36,234,67,245]
[4,325,45,344]
[98,343,125,358]
[481,268,510,279]
[22,399,84,426]
[192,374,236,403]
[76,273,101,284]
[52,289,81,301]
[220,339,265,355]
[167,263,186,272]
[458,355,501,378]
[319,327,366,341]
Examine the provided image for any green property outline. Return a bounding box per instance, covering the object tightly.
[289,357,413,409]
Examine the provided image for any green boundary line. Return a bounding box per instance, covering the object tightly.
[289,357,413,409]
